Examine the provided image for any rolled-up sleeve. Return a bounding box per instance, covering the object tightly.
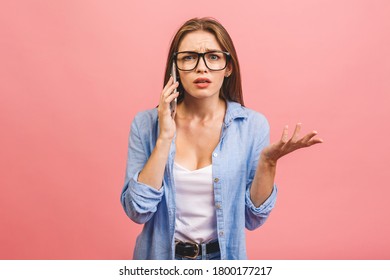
[245,185,277,230]
[120,113,164,224]
[245,112,278,230]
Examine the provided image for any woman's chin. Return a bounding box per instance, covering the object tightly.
[183,88,219,100]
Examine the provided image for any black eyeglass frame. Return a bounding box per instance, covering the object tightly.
[173,51,231,71]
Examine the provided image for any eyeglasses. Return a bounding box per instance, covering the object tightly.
[174,51,230,71]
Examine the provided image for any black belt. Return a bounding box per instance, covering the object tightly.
[175,240,220,259]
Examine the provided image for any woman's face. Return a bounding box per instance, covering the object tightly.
[177,30,232,100]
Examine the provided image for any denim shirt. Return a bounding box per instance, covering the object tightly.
[120,101,278,260]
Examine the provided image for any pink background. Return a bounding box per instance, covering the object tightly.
[1,0,389,259]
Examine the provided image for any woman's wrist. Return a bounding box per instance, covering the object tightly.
[156,135,174,147]
[260,152,278,168]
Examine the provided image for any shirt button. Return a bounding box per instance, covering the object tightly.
[219,231,224,237]
[214,178,219,183]
[215,203,221,209]
[213,153,218,157]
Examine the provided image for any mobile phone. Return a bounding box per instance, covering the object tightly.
[170,61,177,118]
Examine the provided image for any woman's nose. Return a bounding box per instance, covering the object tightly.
[195,56,208,72]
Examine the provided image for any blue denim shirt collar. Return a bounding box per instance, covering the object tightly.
[223,100,248,126]
[157,100,248,137]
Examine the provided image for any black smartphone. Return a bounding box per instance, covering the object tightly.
[170,61,177,117]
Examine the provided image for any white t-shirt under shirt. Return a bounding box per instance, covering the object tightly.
[173,161,218,243]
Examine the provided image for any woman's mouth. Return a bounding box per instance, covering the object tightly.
[194,77,211,88]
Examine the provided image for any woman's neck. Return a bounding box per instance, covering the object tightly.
[177,94,226,122]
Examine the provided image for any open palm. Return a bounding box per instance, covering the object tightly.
[261,123,323,165]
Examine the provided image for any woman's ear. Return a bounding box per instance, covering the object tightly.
[225,62,233,77]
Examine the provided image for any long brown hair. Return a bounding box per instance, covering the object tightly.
[163,17,244,105]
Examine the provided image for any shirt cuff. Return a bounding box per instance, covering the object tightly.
[129,171,164,203]
[246,184,278,215]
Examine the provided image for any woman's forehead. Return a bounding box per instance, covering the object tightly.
[178,30,222,52]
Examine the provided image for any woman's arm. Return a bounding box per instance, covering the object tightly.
[137,76,179,190]
[137,137,172,190]
[120,77,179,224]
[120,115,166,224]
[250,123,323,207]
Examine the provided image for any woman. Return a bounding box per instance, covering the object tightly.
[120,17,322,260]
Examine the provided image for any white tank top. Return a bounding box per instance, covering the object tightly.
[173,161,218,243]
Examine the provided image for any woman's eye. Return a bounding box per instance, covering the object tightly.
[208,54,220,60]
[183,55,196,61]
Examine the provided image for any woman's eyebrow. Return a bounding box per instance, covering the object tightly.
[180,48,223,52]
[205,48,223,52]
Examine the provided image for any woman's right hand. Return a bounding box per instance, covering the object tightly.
[157,76,179,141]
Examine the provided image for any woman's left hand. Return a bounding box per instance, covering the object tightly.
[261,123,323,166]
